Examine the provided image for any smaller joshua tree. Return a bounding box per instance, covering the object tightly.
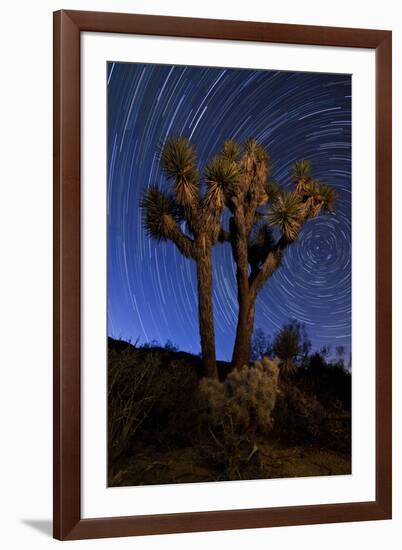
[141,137,239,379]
[273,324,303,376]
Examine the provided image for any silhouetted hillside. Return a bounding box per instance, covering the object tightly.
[108,337,232,381]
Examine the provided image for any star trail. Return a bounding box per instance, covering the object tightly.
[107,62,351,361]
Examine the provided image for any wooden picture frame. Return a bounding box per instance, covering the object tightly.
[53,9,392,540]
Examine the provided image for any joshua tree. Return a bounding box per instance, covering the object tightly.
[141,137,239,379]
[216,139,336,370]
[141,135,336,376]
[272,322,307,376]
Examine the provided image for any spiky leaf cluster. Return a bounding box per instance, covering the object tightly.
[243,138,270,165]
[221,139,241,162]
[305,180,337,214]
[160,136,199,206]
[140,186,180,241]
[292,159,311,182]
[268,191,303,242]
[204,155,241,206]
[292,159,312,196]
[265,180,281,202]
[273,326,302,375]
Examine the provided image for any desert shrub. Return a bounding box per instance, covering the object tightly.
[273,383,351,451]
[108,345,200,462]
[304,354,351,410]
[320,399,351,452]
[197,358,279,479]
[147,358,200,444]
[108,348,163,462]
[272,383,324,444]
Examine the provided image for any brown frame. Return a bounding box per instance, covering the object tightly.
[53,9,392,541]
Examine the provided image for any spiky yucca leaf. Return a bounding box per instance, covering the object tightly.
[140,186,180,241]
[282,358,298,375]
[204,155,240,206]
[265,181,281,202]
[268,191,303,241]
[273,327,301,376]
[160,136,199,207]
[221,139,241,162]
[205,155,240,187]
[203,185,225,214]
[160,136,198,181]
[292,159,311,182]
[203,156,239,240]
[243,138,269,164]
[306,180,337,213]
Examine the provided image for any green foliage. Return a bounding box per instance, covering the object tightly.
[200,358,279,432]
[221,138,241,162]
[272,321,311,375]
[292,160,336,218]
[273,328,300,375]
[160,136,199,206]
[197,359,279,478]
[292,159,311,182]
[160,136,198,183]
[265,180,281,202]
[304,179,337,214]
[268,191,303,241]
[204,155,241,208]
[243,138,270,164]
[140,185,180,241]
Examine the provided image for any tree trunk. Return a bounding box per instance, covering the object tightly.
[196,244,218,379]
[231,292,256,371]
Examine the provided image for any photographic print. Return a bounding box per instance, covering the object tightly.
[107,61,352,487]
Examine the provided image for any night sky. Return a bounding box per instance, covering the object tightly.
[107,62,351,361]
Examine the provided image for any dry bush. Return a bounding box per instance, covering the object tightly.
[146,358,200,444]
[197,358,280,479]
[108,347,200,462]
[108,348,163,461]
[273,383,351,451]
[273,384,323,444]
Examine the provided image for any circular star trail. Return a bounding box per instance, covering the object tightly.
[107,62,351,360]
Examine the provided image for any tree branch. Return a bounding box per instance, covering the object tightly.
[249,236,290,294]
[249,203,319,292]
[249,250,280,294]
[163,214,195,258]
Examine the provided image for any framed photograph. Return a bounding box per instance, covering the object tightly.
[53,10,392,540]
